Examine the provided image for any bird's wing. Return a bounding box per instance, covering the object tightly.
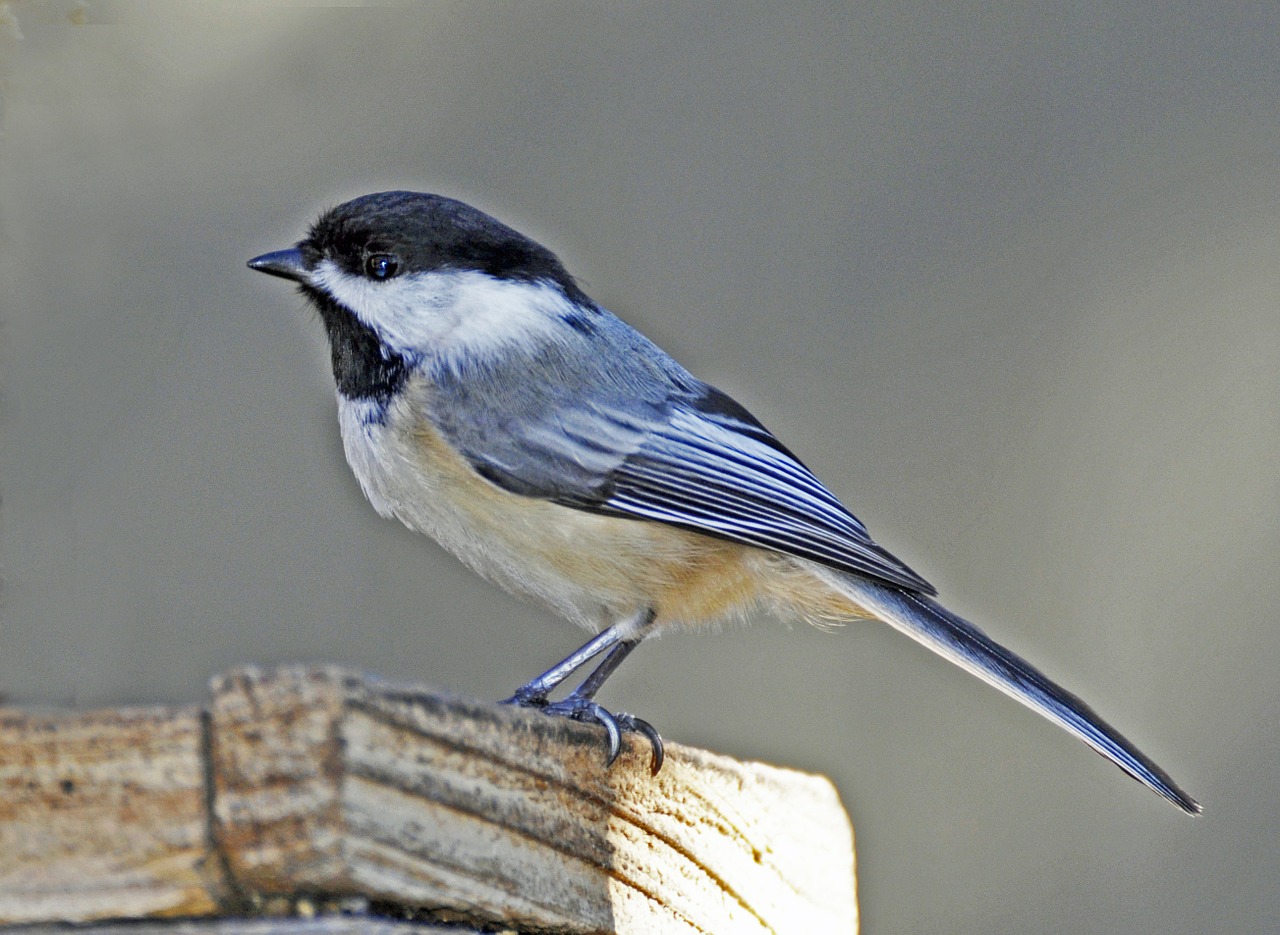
[440,363,934,595]
[595,386,934,594]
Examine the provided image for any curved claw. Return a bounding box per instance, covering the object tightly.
[617,713,664,775]
[584,702,624,765]
[523,696,664,773]
[539,697,623,765]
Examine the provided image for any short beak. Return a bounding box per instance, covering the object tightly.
[247,247,310,284]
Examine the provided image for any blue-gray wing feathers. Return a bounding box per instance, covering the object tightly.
[427,333,934,595]
[601,395,935,593]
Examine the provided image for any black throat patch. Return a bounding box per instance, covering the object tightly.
[301,284,410,405]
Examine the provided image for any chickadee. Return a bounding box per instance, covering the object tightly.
[249,190,1198,813]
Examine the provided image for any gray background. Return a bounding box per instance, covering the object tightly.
[2,2,1277,932]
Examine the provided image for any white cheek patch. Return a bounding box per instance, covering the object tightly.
[311,260,569,363]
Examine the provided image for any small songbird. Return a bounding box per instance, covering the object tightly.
[249,190,1199,813]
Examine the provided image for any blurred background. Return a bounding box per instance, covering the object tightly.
[2,2,1277,931]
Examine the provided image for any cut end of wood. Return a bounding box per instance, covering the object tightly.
[1,665,857,934]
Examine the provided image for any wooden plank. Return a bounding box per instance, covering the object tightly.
[1,665,857,933]
[209,666,857,934]
[2,917,469,934]
[0,704,226,924]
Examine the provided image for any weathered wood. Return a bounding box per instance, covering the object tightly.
[0,704,227,923]
[2,918,468,934]
[0,665,857,933]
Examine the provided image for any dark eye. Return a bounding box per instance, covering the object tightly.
[364,253,400,280]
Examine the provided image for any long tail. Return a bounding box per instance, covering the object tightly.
[820,571,1200,814]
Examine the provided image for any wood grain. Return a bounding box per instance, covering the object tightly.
[0,704,226,924]
[0,665,857,933]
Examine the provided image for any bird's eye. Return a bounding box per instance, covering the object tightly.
[364,253,400,280]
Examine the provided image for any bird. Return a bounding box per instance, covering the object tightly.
[248,190,1199,814]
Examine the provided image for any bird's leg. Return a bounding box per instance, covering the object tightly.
[503,609,664,773]
[501,625,625,706]
[557,636,665,772]
[564,637,643,701]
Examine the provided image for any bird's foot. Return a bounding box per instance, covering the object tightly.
[503,691,664,774]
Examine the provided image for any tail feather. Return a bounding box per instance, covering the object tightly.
[822,572,1200,814]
